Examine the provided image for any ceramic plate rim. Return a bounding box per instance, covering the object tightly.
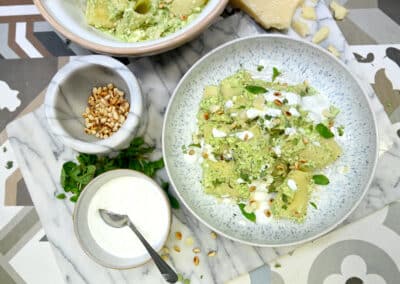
[33,0,228,56]
[162,34,379,247]
[73,169,172,269]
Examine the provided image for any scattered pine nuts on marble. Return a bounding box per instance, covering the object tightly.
[82,83,130,139]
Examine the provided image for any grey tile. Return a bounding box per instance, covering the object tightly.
[345,0,378,9]
[16,178,33,206]
[336,18,377,45]
[379,0,400,25]
[0,58,58,131]
[348,8,400,44]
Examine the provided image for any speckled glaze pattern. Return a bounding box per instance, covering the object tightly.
[163,35,378,246]
[45,55,143,154]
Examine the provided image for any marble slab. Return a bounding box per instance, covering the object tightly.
[6,4,400,284]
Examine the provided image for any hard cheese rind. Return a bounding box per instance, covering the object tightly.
[231,0,303,30]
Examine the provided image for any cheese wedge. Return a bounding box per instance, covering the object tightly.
[330,1,348,20]
[231,0,303,30]
[292,20,310,37]
[312,26,329,44]
[301,5,317,20]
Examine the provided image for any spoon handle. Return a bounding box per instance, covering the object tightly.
[128,222,178,283]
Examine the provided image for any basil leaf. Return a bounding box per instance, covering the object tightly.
[238,203,256,222]
[245,85,267,94]
[56,193,66,199]
[338,125,344,136]
[189,143,201,148]
[315,123,334,138]
[312,174,330,185]
[257,65,264,72]
[272,67,281,81]
[310,201,318,209]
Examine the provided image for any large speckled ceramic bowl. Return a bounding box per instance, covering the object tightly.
[163,35,378,246]
[33,0,228,56]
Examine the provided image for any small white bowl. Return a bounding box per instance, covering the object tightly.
[45,55,143,154]
[73,170,172,269]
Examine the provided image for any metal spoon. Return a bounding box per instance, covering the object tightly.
[99,209,178,283]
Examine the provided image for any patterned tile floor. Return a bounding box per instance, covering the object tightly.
[1,0,400,283]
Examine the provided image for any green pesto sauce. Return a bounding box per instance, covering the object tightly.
[188,70,342,222]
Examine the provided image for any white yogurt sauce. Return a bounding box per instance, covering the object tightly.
[87,176,169,259]
[301,94,330,123]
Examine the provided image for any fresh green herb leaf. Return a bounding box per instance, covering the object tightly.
[5,161,13,169]
[238,105,246,109]
[212,179,224,186]
[59,137,166,204]
[240,173,250,182]
[312,174,330,185]
[160,181,180,209]
[3,147,6,152]
[238,203,256,222]
[245,85,267,94]
[189,143,201,148]
[272,67,281,81]
[282,204,288,210]
[282,98,288,104]
[316,123,334,138]
[70,195,79,203]
[56,193,66,199]
[281,194,289,203]
[264,115,272,120]
[257,65,264,72]
[310,201,318,209]
[275,263,282,268]
[338,125,344,136]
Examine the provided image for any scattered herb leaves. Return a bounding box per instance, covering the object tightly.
[189,143,201,148]
[316,123,334,138]
[59,137,166,204]
[272,67,281,81]
[3,147,6,152]
[312,174,330,185]
[161,181,180,209]
[338,125,344,136]
[281,194,289,203]
[245,85,267,94]
[56,193,66,199]
[264,114,272,120]
[257,65,264,72]
[310,201,318,209]
[239,172,250,182]
[5,161,13,169]
[238,203,256,222]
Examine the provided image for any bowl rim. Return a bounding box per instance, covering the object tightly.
[44,55,143,154]
[73,169,172,269]
[33,0,229,56]
[162,34,379,247]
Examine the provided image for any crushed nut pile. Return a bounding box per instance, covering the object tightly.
[82,83,130,139]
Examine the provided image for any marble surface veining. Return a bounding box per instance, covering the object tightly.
[6,5,400,284]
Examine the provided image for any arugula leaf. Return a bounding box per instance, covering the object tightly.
[315,123,334,138]
[310,201,318,209]
[245,85,267,94]
[257,65,264,72]
[272,67,281,81]
[312,174,330,185]
[238,203,256,222]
